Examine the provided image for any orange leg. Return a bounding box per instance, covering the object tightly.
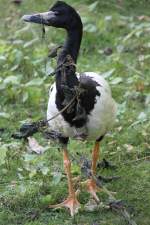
[49,149,80,216]
[83,142,101,202]
[91,141,100,175]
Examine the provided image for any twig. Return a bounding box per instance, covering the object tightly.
[46,95,76,123]
[93,174,137,225]
[80,158,138,225]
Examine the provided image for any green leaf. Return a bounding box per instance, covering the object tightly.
[25,78,44,87]
[102,69,115,78]
[71,164,80,175]
[0,112,10,118]
[26,87,42,105]
[40,195,52,206]
[117,101,126,116]
[23,38,39,48]
[0,146,7,166]
[84,24,97,33]
[22,92,29,103]
[0,55,6,61]
[12,49,23,65]
[52,172,62,185]
[138,112,147,121]
[18,184,26,194]
[10,64,19,72]
[0,83,6,90]
[3,75,21,85]
[24,153,36,162]
[41,166,49,175]
[110,77,123,85]
[88,1,99,12]
[29,169,37,178]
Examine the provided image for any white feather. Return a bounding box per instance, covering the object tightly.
[47,72,117,140]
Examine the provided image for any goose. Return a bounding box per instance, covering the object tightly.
[22,1,117,216]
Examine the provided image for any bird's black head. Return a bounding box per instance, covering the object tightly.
[22,1,82,31]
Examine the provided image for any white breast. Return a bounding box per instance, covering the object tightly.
[84,72,117,140]
[47,72,117,140]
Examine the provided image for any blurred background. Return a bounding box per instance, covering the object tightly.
[0,1,150,225]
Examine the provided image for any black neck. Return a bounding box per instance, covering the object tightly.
[58,28,82,64]
[56,27,82,92]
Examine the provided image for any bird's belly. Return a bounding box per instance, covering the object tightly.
[47,110,88,139]
[86,92,117,140]
[47,85,82,138]
[47,102,73,138]
[47,73,117,141]
[47,92,116,141]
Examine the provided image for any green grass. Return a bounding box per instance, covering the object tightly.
[0,0,150,224]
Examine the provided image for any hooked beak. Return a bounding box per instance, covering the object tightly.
[22,11,56,25]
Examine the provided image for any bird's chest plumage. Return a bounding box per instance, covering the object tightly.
[47,73,117,140]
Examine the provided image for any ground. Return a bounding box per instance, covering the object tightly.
[0,0,150,225]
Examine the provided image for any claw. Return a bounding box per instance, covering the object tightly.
[49,194,80,216]
[82,179,101,203]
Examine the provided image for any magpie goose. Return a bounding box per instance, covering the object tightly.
[22,1,117,216]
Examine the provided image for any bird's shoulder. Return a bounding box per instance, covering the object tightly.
[49,72,111,97]
[77,72,111,95]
